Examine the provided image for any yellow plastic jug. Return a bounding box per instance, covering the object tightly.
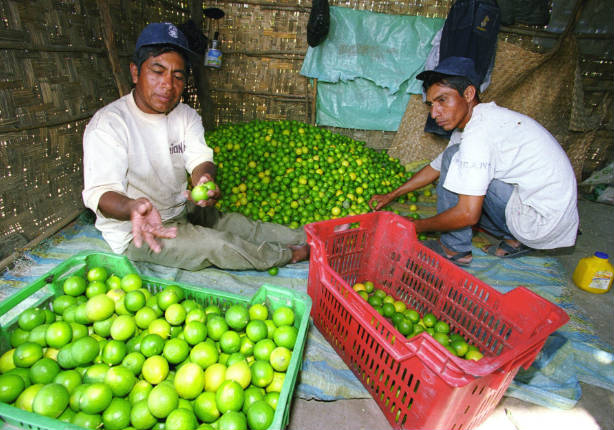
[572,252,614,294]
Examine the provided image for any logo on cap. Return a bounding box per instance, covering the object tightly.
[168,23,179,39]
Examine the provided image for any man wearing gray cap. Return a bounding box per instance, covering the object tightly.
[82,23,309,270]
[369,56,578,266]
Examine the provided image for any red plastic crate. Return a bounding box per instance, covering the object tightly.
[305,212,569,430]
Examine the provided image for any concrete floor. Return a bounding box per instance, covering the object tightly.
[287,198,614,430]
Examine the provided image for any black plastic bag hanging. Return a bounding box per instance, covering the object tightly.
[178,19,208,55]
[307,0,330,47]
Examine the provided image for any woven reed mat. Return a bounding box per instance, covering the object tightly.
[389,36,590,180]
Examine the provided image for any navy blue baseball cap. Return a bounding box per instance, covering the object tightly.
[417,56,481,89]
[134,22,195,58]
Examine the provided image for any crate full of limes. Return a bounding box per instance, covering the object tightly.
[304,211,569,430]
[0,251,311,430]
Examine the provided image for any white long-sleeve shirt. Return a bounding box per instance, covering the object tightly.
[82,91,214,253]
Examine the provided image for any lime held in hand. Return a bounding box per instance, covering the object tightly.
[191,181,216,202]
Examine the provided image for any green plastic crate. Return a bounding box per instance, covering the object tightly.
[0,251,311,430]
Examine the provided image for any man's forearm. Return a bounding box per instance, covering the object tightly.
[191,161,217,187]
[392,165,440,199]
[98,191,139,220]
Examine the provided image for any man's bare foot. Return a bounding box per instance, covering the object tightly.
[289,243,310,263]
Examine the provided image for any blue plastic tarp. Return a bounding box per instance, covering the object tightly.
[301,7,444,131]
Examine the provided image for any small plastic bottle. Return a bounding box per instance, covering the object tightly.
[205,39,222,69]
[572,252,614,294]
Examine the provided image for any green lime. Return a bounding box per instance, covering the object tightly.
[32,383,69,418]
[18,308,46,331]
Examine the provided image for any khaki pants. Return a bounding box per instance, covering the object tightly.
[124,205,306,271]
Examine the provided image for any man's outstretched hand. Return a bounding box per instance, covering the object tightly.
[130,198,177,253]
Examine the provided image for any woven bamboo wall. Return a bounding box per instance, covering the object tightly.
[0,0,197,260]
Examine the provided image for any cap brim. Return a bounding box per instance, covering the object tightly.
[416,70,436,82]
[137,42,198,61]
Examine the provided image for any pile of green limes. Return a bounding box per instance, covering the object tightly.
[208,120,412,228]
[0,266,300,430]
[353,281,484,361]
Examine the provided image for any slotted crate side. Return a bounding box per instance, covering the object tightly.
[311,261,526,429]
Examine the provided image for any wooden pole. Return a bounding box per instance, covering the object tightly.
[189,0,216,131]
[96,0,131,97]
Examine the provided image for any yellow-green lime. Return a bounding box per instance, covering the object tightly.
[14,342,43,368]
[148,318,171,339]
[253,339,276,362]
[129,380,152,405]
[215,380,244,413]
[225,360,251,389]
[85,294,115,322]
[122,351,146,376]
[272,306,295,327]
[102,397,131,430]
[203,363,226,393]
[163,338,190,365]
[194,391,220,423]
[104,365,136,397]
[110,315,137,341]
[224,305,249,331]
[247,400,275,430]
[53,369,82,395]
[135,307,157,330]
[120,273,142,292]
[183,321,207,345]
[148,381,178,419]
[250,360,274,388]
[248,304,268,321]
[217,410,247,430]
[166,408,198,430]
[32,383,69,418]
[130,399,157,430]
[174,362,205,400]
[190,341,219,369]
[269,346,292,372]
[165,303,186,326]
[80,382,112,414]
[0,373,25,403]
[29,357,60,384]
[273,325,298,349]
[16,383,43,412]
[141,355,169,385]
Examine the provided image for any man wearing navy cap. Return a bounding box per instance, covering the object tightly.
[369,56,578,265]
[82,23,309,270]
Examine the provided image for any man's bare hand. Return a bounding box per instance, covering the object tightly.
[130,198,177,253]
[368,193,394,211]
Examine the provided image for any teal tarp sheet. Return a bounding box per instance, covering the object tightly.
[1,214,612,409]
[300,7,444,131]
